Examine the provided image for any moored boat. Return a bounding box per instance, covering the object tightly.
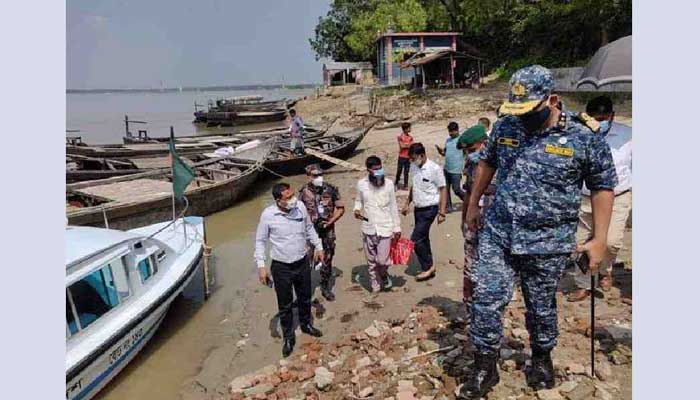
[263,125,371,176]
[66,216,205,400]
[66,139,274,230]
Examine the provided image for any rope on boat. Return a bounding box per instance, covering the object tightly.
[261,165,288,179]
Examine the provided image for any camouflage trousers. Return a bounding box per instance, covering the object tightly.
[462,223,478,306]
[470,230,568,354]
[309,230,336,289]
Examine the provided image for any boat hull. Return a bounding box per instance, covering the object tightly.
[67,165,261,230]
[66,248,202,400]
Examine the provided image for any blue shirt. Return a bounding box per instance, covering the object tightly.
[443,136,464,174]
[482,112,618,255]
[254,202,322,267]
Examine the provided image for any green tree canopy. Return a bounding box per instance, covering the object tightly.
[310,0,632,76]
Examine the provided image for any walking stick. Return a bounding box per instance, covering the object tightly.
[591,274,596,378]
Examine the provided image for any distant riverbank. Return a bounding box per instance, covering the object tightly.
[67,83,318,95]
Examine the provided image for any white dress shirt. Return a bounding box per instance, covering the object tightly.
[254,202,322,268]
[353,177,401,237]
[410,158,446,207]
[582,122,632,196]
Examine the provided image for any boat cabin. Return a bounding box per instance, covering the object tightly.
[65,227,169,340]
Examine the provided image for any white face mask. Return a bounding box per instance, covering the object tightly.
[281,196,298,210]
[312,176,323,187]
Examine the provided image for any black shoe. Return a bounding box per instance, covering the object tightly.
[526,348,555,390]
[282,336,295,358]
[458,352,499,399]
[300,324,323,337]
[321,287,336,302]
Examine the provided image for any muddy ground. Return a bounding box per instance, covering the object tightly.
[177,83,632,400]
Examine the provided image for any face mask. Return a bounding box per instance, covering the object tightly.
[598,120,611,134]
[282,196,298,210]
[410,157,422,166]
[372,168,385,177]
[519,105,551,133]
[468,151,481,163]
[312,176,323,187]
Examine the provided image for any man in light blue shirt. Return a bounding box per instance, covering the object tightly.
[254,182,325,357]
[436,121,466,213]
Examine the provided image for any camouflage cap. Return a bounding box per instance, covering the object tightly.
[500,65,555,116]
[305,163,323,175]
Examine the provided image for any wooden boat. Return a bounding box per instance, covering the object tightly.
[66,139,274,230]
[66,153,209,183]
[122,123,324,144]
[203,109,288,127]
[194,98,298,123]
[263,125,371,176]
[66,216,204,400]
[67,141,222,159]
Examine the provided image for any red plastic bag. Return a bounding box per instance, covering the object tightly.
[390,238,414,265]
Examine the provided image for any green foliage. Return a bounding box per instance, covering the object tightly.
[310,0,632,77]
[346,0,428,60]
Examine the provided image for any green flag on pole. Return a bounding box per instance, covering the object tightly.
[169,128,195,201]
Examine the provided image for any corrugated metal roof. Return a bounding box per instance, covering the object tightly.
[323,62,373,71]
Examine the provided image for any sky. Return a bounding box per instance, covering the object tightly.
[67,0,331,89]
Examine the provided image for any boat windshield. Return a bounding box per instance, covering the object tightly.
[66,259,131,336]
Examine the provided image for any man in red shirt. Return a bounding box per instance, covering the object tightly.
[395,122,413,190]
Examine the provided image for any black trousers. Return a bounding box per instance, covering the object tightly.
[411,205,439,271]
[271,256,312,339]
[396,157,410,187]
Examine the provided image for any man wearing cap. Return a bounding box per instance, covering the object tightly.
[456,124,496,324]
[459,65,617,399]
[567,95,632,302]
[298,164,345,301]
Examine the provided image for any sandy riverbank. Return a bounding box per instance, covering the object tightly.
[172,84,632,400]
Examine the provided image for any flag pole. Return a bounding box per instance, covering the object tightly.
[170,126,176,230]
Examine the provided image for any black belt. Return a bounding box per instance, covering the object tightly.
[414,204,439,211]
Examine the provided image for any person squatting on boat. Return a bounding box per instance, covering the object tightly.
[298,164,345,302]
[288,109,305,156]
[458,65,617,399]
[353,156,402,294]
[254,183,325,357]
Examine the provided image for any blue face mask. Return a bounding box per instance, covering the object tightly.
[468,151,481,163]
[598,120,611,134]
[372,168,385,177]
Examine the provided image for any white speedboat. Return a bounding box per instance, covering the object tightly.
[65,216,205,400]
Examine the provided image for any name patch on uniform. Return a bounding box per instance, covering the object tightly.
[544,144,574,157]
[497,137,520,147]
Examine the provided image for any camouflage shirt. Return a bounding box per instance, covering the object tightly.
[481,111,617,254]
[298,182,343,230]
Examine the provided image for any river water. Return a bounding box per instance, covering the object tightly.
[67,89,312,399]
[67,88,314,144]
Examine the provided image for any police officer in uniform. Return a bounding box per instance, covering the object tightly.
[459,66,618,399]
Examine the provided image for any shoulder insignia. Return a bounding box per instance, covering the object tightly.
[497,137,520,147]
[574,112,600,133]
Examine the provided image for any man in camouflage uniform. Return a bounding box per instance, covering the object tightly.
[298,164,345,301]
[455,124,496,324]
[459,66,617,399]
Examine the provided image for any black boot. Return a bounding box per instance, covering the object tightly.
[282,336,296,358]
[300,324,323,337]
[458,352,499,399]
[321,285,335,301]
[526,347,555,389]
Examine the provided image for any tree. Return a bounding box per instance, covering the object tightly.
[308,0,377,61]
[345,0,429,60]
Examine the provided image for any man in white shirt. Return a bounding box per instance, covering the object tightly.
[288,109,305,155]
[568,96,632,302]
[354,156,402,293]
[254,182,325,357]
[401,143,447,281]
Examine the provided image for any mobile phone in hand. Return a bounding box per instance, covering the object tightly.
[576,252,590,274]
[265,276,274,288]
